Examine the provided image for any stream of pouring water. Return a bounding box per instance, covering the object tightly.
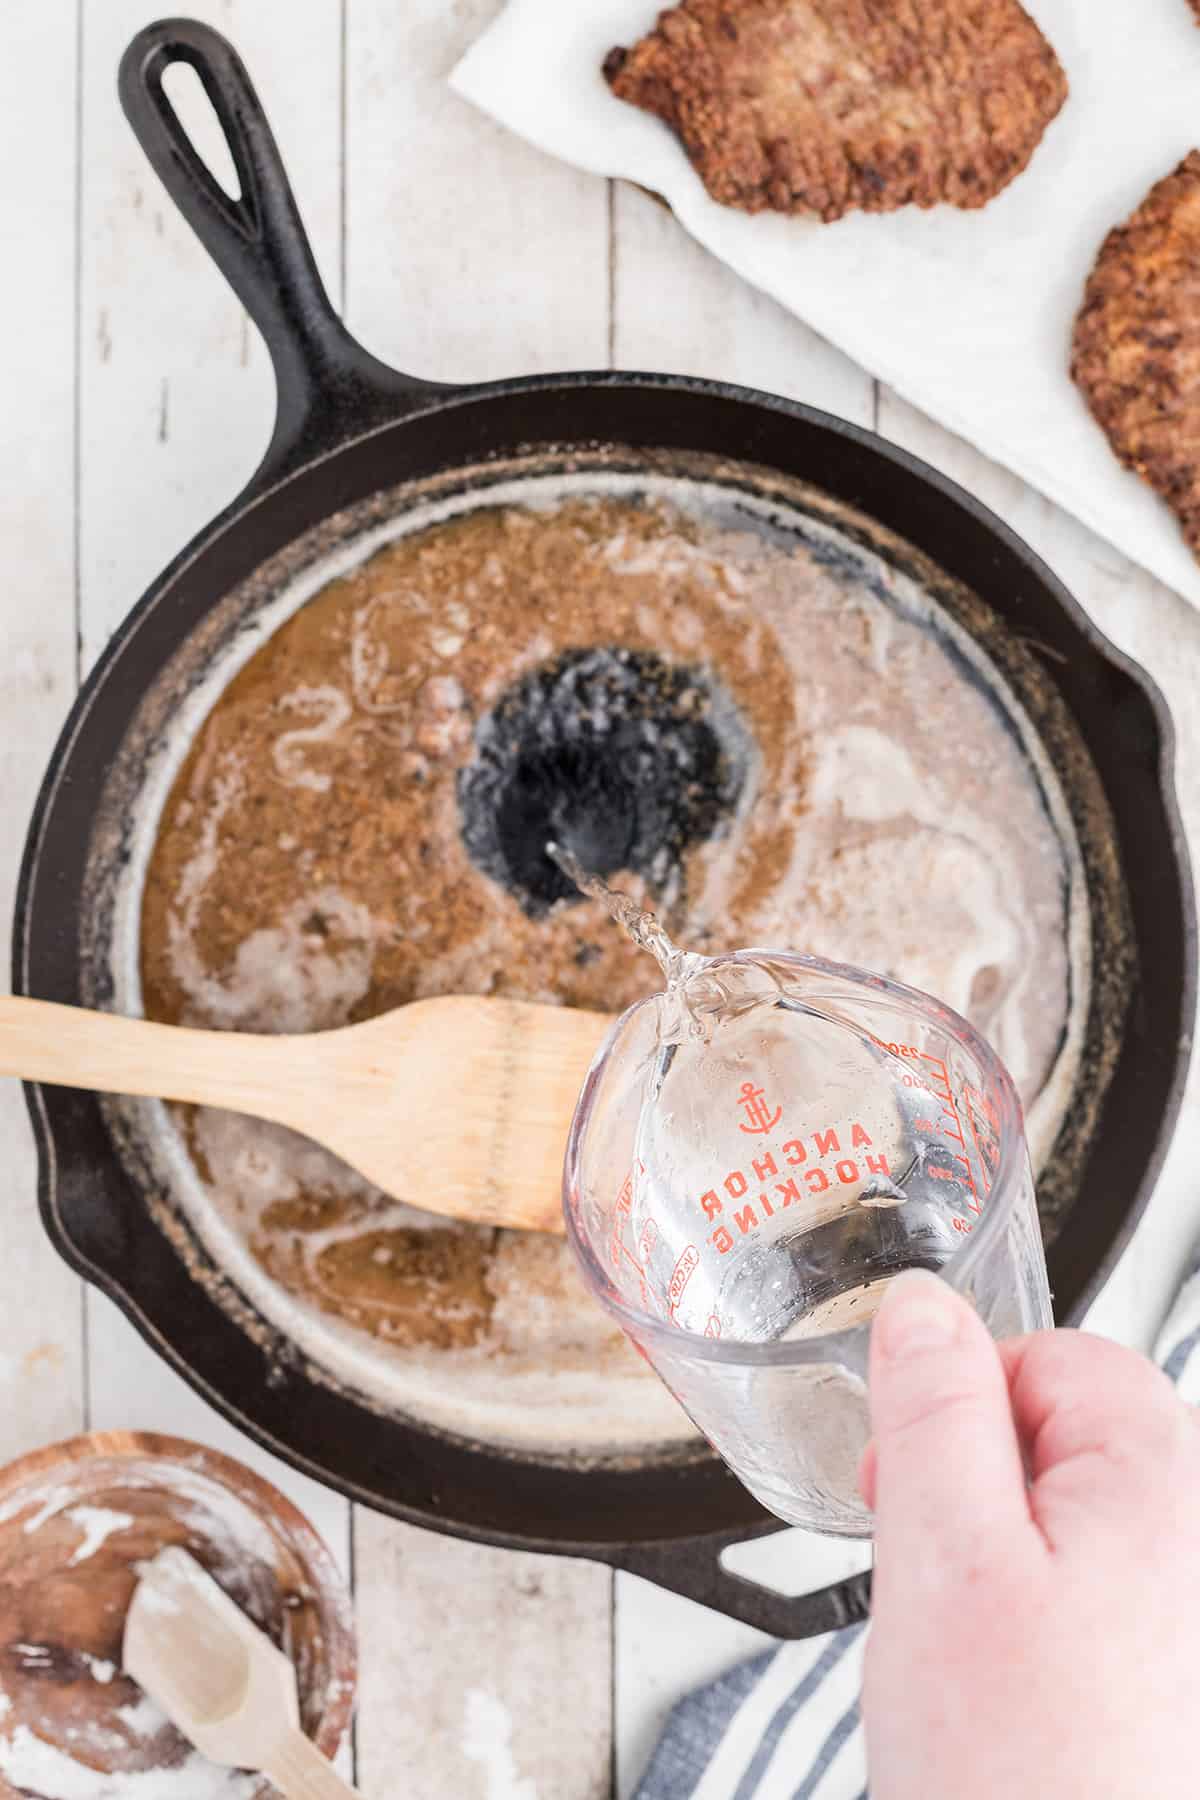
[546,843,684,978]
[545,842,754,1045]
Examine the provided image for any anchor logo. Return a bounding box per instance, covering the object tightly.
[737,1079,782,1135]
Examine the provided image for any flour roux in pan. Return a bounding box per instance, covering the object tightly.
[135,479,1089,1455]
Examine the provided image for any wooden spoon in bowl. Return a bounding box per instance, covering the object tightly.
[0,994,616,1233]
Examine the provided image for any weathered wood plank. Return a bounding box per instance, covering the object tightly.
[77,0,344,666]
[0,0,86,1464]
[612,186,874,422]
[354,1515,612,1800]
[344,0,609,382]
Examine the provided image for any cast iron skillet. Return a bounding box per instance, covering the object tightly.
[14,18,1196,1638]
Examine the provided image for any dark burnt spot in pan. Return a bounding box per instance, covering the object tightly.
[457,645,752,915]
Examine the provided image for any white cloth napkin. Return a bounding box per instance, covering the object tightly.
[452,0,1200,614]
[628,1233,1200,1799]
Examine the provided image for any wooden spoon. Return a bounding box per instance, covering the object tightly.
[0,994,616,1233]
[125,1547,359,1800]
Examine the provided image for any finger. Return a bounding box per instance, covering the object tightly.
[1003,1328,1195,1544]
[858,1440,877,1512]
[869,1269,1034,1576]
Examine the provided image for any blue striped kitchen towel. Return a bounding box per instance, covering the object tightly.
[635,1244,1200,1800]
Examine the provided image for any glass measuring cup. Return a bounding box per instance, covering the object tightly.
[562,949,1052,1535]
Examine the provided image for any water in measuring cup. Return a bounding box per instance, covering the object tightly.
[550,844,986,1345]
[631,1004,973,1345]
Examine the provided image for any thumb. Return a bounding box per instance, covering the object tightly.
[868,1269,1033,1576]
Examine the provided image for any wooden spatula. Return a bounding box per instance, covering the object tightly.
[0,993,616,1233]
[124,1546,358,1800]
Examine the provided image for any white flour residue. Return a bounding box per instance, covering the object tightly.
[462,1689,537,1800]
[0,1484,75,1534]
[190,1107,450,1257]
[66,1507,134,1566]
[679,537,1085,1172]
[350,588,428,713]
[0,1723,257,1800]
[128,1580,181,1620]
[132,1546,247,1652]
[154,1471,280,1572]
[167,756,243,944]
[115,1696,167,1736]
[484,1235,622,1361]
[271,685,352,794]
[168,886,379,1034]
[84,1656,117,1685]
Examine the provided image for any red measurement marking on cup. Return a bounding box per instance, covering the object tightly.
[610,1170,651,1306]
[638,1218,659,1263]
[666,1245,700,1319]
[621,1248,651,1309]
[704,1312,723,1339]
[871,1035,942,1102]
[920,1055,982,1214]
[609,1172,634,1269]
[963,1082,1000,1199]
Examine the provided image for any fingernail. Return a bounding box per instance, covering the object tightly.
[875,1268,959,1356]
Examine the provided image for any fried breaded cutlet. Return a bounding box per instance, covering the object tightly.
[603,0,1067,222]
[1072,153,1200,559]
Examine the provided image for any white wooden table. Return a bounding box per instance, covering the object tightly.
[3,5,1199,1796]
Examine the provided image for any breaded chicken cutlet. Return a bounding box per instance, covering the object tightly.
[1072,152,1200,560]
[604,0,1068,223]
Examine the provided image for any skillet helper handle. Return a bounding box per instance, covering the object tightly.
[118,18,442,483]
[0,995,305,1128]
[614,1538,872,1640]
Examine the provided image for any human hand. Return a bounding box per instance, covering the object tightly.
[860,1269,1200,1800]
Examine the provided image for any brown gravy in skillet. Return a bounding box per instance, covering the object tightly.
[138,491,1084,1451]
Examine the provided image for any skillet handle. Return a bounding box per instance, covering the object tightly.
[611,1536,872,1640]
[118,18,445,487]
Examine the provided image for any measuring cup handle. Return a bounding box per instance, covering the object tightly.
[610,1536,873,1638]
